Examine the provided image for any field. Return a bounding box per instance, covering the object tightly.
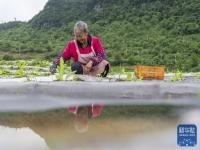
[1,60,200,82]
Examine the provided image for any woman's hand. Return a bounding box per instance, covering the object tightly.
[85,61,93,73]
[50,63,57,74]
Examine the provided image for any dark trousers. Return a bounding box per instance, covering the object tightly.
[71,62,109,77]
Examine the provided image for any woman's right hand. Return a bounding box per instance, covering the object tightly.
[86,61,93,68]
[85,61,93,73]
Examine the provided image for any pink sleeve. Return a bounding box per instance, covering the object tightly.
[68,107,77,114]
[92,104,104,118]
[63,42,71,60]
[93,37,104,53]
[53,42,71,65]
[91,37,106,66]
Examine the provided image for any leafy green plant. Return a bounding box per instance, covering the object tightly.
[175,71,183,80]
[126,72,133,81]
[56,57,65,81]
[0,67,9,75]
[170,70,184,82]
[118,67,125,80]
[15,61,26,78]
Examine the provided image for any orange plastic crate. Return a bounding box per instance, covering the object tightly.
[134,66,165,80]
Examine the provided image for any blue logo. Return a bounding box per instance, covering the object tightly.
[177,124,197,147]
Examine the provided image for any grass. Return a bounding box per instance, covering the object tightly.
[0,51,50,61]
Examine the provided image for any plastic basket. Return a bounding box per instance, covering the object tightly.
[134,66,165,80]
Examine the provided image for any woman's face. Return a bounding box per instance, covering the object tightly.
[75,29,88,44]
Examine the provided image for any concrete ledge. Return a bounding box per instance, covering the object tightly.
[0,81,200,112]
[1,81,200,99]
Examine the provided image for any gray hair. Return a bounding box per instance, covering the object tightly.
[74,21,89,34]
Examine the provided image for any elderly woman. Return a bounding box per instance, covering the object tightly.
[50,21,109,77]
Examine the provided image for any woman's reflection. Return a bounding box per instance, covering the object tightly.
[0,104,104,149]
[68,104,104,133]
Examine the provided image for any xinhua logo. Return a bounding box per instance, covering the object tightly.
[177,124,197,147]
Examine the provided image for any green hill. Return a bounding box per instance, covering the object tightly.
[0,0,200,71]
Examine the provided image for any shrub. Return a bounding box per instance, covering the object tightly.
[2,54,15,60]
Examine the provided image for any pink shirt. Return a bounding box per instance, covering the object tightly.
[68,104,104,118]
[54,36,106,66]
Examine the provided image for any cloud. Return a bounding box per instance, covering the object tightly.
[0,0,48,22]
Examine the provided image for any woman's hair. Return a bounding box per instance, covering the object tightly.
[74,21,89,34]
[74,106,90,133]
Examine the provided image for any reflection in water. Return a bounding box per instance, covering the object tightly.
[0,105,199,150]
[68,104,103,133]
[0,126,49,150]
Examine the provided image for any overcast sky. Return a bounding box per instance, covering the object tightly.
[0,0,48,23]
